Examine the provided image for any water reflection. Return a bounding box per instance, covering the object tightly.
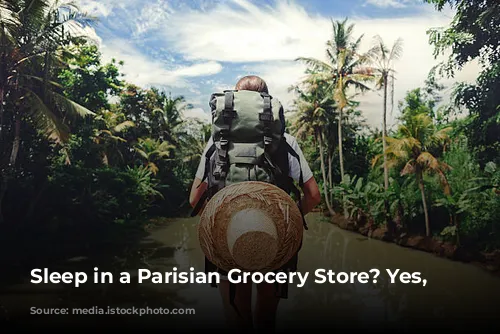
[151,213,500,331]
[280,214,500,330]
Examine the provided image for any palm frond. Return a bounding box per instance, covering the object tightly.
[435,169,451,196]
[371,153,383,168]
[389,37,404,62]
[385,136,419,159]
[431,126,452,144]
[295,57,333,73]
[113,120,135,133]
[147,162,159,176]
[49,90,95,118]
[401,160,416,176]
[158,141,175,152]
[21,74,63,88]
[135,148,149,160]
[345,77,372,92]
[22,88,70,143]
[0,1,20,41]
[416,152,440,171]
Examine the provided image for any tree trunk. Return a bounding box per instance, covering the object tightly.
[0,87,4,140]
[382,73,394,235]
[0,22,6,139]
[0,111,21,224]
[338,107,345,182]
[417,171,430,237]
[328,151,333,206]
[382,73,389,191]
[338,107,347,217]
[318,131,335,216]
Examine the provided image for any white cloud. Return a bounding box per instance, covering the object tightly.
[134,0,173,36]
[183,107,211,123]
[78,0,175,37]
[159,0,478,128]
[77,0,112,17]
[172,62,223,77]
[76,0,477,129]
[363,0,417,8]
[162,0,329,62]
[200,79,234,93]
[77,0,137,17]
[242,61,308,111]
[99,39,223,88]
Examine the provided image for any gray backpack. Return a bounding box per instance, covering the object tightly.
[191,89,307,223]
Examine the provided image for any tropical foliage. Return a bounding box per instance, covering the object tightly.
[292,12,500,250]
[0,1,206,231]
[0,1,499,255]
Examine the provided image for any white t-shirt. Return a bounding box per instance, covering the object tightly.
[195,133,313,184]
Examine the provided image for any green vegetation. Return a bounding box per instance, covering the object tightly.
[0,1,206,238]
[0,0,498,259]
[293,1,500,251]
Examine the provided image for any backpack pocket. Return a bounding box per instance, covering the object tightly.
[225,143,273,185]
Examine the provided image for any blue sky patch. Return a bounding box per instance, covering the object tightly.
[78,0,468,128]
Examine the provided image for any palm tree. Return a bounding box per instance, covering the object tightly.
[296,18,374,217]
[0,0,94,223]
[180,119,211,165]
[152,93,187,146]
[367,35,404,192]
[134,138,175,176]
[289,77,337,216]
[93,109,135,166]
[374,113,452,236]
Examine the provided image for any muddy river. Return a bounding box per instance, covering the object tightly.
[2,213,500,331]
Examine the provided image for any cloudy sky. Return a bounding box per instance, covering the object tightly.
[76,0,478,130]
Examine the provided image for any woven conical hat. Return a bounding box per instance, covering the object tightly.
[198,181,303,273]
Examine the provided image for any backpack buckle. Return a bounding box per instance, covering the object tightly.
[259,113,274,122]
[213,163,226,180]
[222,109,236,122]
[220,139,228,148]
[218,148,227,158]
[217,139,228,158]
[264,136,273,145]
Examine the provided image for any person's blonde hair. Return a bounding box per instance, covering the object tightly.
[235,75,269,93]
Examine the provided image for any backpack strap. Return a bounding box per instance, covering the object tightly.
[200,143,216,185]
[259,92,274,149]
[190,143,216,217]
[285,141,304,188]
[284,140,308,230]
[213,91,236,182]
[262,138,308,230]
[191,92,236,217]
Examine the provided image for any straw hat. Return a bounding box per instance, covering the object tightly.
[198,181,303,273]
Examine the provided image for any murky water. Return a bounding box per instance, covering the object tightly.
[3,213,499,331]
[144,213,500,331]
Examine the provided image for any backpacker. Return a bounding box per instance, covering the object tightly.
[190,90,308,311]
[191,89,308,217]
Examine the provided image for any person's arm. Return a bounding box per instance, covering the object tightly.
[189,138,213,215]
[299,177,321,215]
[285,134,321,215]
[189,177,208,213]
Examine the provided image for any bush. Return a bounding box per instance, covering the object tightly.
[39,164,162,229]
